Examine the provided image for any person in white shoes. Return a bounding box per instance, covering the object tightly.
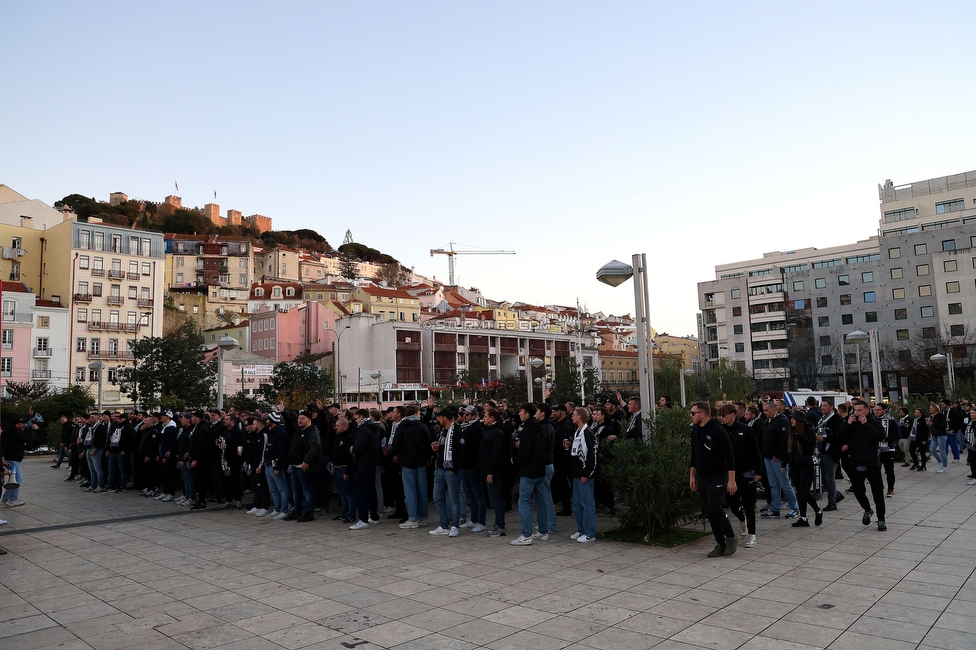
[510,403,549,546]
[569,408,597,544]
[965,406,976,485]
[429,407,462,538]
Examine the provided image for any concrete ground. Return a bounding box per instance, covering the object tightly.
[0,456,975,650]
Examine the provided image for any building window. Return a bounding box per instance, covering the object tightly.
[922,327,937,339]
[111,234,122,252]
[863,291,876,303]
[841,314,853,325]
[936,198,964,214]
[175,273,184,283]
[93,232,103,250]
[892,288,905,300]
[815,278,826,289]
[950,324,965,337]
[794,299,805,309]
[752,341,768,352]
[816,297,827,308]
[733,324,743,335]
[894,308,907,320]
[914,243,927,255]
[943,259,958,273]
[818,316,829,327]
[889,247,901,259]
[176,257,184,267]
[821,355,833,366]
[838,275,850,286]
[862,272,873,283]
[947,281,960,293]
[75,367,86,382]
[79,255,90,269]
[896,329,909,341]
[918,285,932,297]
[921,306,935,318]
[840,294,852,305]
[948,303,963,315]
[92,283,102,297]
[1,329,11,349]
[37,316,50,328]
[76,337,86,352]
[819,336,831,346]
[79,230,91,249]
[240,274,247,284]
[792,281,803,291]
[865,311,878,323]
[734,342,744,353]
[142,262,151,275]
[890,268,903,279]
[916,264,930,276]
[750,322,768,333]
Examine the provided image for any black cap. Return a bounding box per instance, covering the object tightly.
[552,403,567,412]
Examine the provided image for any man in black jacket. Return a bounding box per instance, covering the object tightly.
[816,400,845,511]
[187,411,213,511]
[480,407,509,537]
[511,403,550,546]
[283,411,322,522]
[86,412,110,492]
[836,400,887,531]
[759,402,799,518]
[391,405,432,529]
[348,409,382,529]
[550,404,575,517]
[717,403,762,548]
[689,402,737,557]
[1,417,37,507]
[457,405,487,533]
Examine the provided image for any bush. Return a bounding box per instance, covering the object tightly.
[602,406,699,538]
[1,385,95,451]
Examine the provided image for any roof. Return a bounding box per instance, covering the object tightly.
[359,285,413,299]
[35,299,66,308]
[1,281,30,294]
[205,321,249,332]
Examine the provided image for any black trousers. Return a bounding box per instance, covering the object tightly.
[850,464,885,521]
[698,473,734,546]
[727,477,757,535]
[909,440,927,468]
[790,466,820,519]
[193,463,210,506]
[879,451,896,491]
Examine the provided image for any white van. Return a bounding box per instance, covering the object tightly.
[783,389,853,408]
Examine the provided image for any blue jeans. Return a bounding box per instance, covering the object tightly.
[543,464,557,532]
[290,467,315,515]
[1,460,21,502]
[269,468,291,513]
[333,467,353,520]
[519,475,550,538]
[763,458,798,512]
[572,478,597,538]
[946,433,961,461]
[180,465,196,500]
[433,468,461,530]
[402,466,428,522]
[88,449,104,488]
[107,451,128,490]
[461,468,486,525]
[932,436,948,469]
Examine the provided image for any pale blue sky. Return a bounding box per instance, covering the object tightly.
[3,2,976,335]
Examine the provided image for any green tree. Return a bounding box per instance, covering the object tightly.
[116,320,216,409]
[693,358,754,402]
[550,357,601,405]
[261,356,333,408]
[338,252,358,280]
[2,385,95,450]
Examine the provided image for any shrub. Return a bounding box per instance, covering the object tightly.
[602,406,699,538]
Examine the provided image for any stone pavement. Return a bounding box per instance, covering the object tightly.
[1,457,975,650]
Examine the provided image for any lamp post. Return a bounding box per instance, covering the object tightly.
[370,371,383,409]
[597,255,655,437]
[329,323,352,406]
[527,357,543,402]
[930,352,956,396]
[846,330,869,400]
[679,368,696,408]
[88,361,104,412]
[215,335,238,410]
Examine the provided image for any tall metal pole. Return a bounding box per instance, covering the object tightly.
[525,341,532,403]
[216,346,225,410]
[948,350,956,395]
[869,330,882,404]
[855,343,863,399]
[632,253,655,437]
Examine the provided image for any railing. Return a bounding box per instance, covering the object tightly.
[107,296,124,305]
[137,298,154,307]
[33,348,52,358]
[31,370,52,380]
[88,350,133,360]
[88,321,104,330]
[1,312,33,323]
[90,268,105,277]
[108,269,125,279]
[73,293,93,302]
[104,322,138,332]
[127,272,140,280]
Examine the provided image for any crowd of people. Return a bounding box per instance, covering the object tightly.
[7,392,974,558]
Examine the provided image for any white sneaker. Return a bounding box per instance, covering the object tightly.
[952,458,960,463]
[399,520,420,529]
[368,518,379,524]
[459,521,476,528]
[429,526,450,536]
[381,506,395,514]
[449,526,460,537]
[936,467,947,473]
[0,518,7,525]
[247,507,259,515]
[274,511,289,520]
[153,493,165,501]
[471,524,486,533]
[5,501,25,507]
[349,521,370,530]
[510,535,533,546]
[532,532,549,541]
[570,532,581,540]
[267,510,279,518]
[577,535,595,543]
[967,479,976,486]
[418,520,429,527]
[255,509,268,517]
[161,494,174,502]
[744,534,757,548]
[740,520,748,537]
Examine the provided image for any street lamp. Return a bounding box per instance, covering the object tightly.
[215,335,238,409]
[329,324,352,407]
[930,352,956,396]
[370,371,383,409]
[679,368,696,408]
[88,361,104,411]
[846,330,869,399]
[597,255,655,437]
[527,357,543,402]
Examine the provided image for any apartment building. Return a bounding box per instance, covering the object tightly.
[698,169,976,398]
[249,300,336,363]
[165,234,252,323]
[0,282,70,393]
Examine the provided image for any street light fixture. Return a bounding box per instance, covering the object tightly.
[597,255,655,437]
[846,330,869,400]
[370,371,383,409]
[329,324,352,407]
[679,368,696,408]
[527,357,543,402]
[930,352,956,396]
[88,361,104,412]
[215,335,238,410]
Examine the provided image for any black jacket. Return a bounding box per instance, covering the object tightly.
[331,423,356,468]
[690,418,734,476]
[817,410,844,462]
[836,413,885,467]
[513,417,547,479]
[352,420,383,469]
[724,420,763,478]
[455,420,484,470]
[761,413,790,463]
[284,425,322,472]
[569,425,597,479]
[187,421,212,464]
[479,422,508,478]
[389,417,432,469]
[787,422,818,468]
[2,424,34,462]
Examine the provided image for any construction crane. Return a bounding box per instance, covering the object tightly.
[430,242,516,286]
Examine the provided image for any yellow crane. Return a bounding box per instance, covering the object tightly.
[429,242,515,286]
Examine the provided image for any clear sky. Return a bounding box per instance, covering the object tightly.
[3,2,976,336]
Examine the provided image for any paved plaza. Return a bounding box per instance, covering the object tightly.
[0,457,975,650]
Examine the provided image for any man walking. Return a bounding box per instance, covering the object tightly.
[689,402,737,557]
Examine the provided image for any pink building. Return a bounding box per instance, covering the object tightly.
[249,300,337,362]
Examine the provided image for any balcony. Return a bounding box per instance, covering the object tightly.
[31,370,52,380]
[127,272,140,280]
[108,270,125,280]
[1,312,32,323]
[107,295,124,306]
[33,348,52,358]
[138,298,154,308]
[89,349,133,360]
[90,268,105,277]
[73,293,93,303]
[105,322,138,333]
[88,321,104,331]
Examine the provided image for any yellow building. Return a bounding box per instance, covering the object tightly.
[351,285,421,322]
